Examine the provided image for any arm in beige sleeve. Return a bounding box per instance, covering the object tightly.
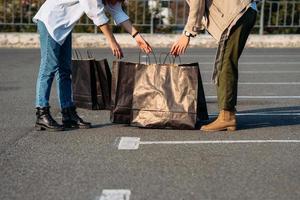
[184,0,205,35]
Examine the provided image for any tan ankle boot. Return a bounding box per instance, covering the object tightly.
[201,110,237,132]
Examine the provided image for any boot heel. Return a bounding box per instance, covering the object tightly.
[35,124,46,131]
[227,126,236,131]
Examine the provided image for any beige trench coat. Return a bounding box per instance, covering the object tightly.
[185,0,252,41]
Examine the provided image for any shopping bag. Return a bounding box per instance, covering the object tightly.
[94,59,112,110]
[71,50,111,110]
[131,55,208,129]
[110,60,137,123]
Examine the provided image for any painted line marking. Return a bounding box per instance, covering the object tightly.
[140,140,300,145]
[206,96,300,99]
[202,71,300,74]
[118,137,140,150]
[210,113,300,116]
[203,82,300,85]
[141,62,300,65]
[197,62,300,65]
[118,137,300,150]
[99,190,131,200]
[142,55,300,58]
[140,56,300,65]
[182,55,300,58]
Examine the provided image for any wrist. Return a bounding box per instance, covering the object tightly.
[132,31,140,38]
[107,36,117,44]
[134,33,142,40]
[183,30,195,38]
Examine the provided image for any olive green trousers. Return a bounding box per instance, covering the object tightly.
[216,8,257,111]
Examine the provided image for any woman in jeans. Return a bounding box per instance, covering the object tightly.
[33,0,152,131]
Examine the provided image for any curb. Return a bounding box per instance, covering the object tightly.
[0,33,299,48]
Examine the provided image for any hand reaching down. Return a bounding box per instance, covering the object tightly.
[135,34,152,54]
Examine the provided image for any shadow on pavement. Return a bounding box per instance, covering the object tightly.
[91,123,125,129]
[238,106,300,130]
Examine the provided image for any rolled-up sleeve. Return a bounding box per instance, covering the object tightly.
[184,0,205,35]
[105,2,130,25]
[79,0,109,26]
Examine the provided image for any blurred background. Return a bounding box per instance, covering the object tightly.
[0,0,299,35]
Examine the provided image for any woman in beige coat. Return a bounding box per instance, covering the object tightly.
[170,0,257,131]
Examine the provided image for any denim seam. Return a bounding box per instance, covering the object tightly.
[43,29,51,107]
[37,23,51,108]
[58,40,68,109]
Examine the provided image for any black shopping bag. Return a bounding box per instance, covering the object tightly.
[110,61,137,123]
[94,59,112,110]
[71,51,111,110]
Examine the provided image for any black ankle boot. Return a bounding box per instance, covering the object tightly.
[61,106,91,129]
[35,107,64,131]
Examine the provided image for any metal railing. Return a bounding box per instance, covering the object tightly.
[0,0,299,34]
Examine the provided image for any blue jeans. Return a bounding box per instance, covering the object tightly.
[36,21,74,109]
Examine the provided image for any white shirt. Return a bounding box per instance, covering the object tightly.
[33,0,129,45]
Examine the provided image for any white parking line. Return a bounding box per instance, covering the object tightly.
[210,113,300,116]
[140,56,300,65]
[140,140,300,145]
[202,71,300,74]
[197,62,300,65]
[118,137,140,150]
[182,55,300,58]
[118,137,300,150]
[144,55,300,58]
[99,190,131,200]
[203,82,300,85]
[206,96,300,99]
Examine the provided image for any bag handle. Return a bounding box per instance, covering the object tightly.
[73,49,82,59]
[138,50,158,65]
[159,52,172,64]
[160,52,182,65]
[87,50,94,59]
[173,55,182,64]
[73,49,95,59]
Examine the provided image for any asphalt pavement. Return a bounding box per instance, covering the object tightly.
[0,48,300,200]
